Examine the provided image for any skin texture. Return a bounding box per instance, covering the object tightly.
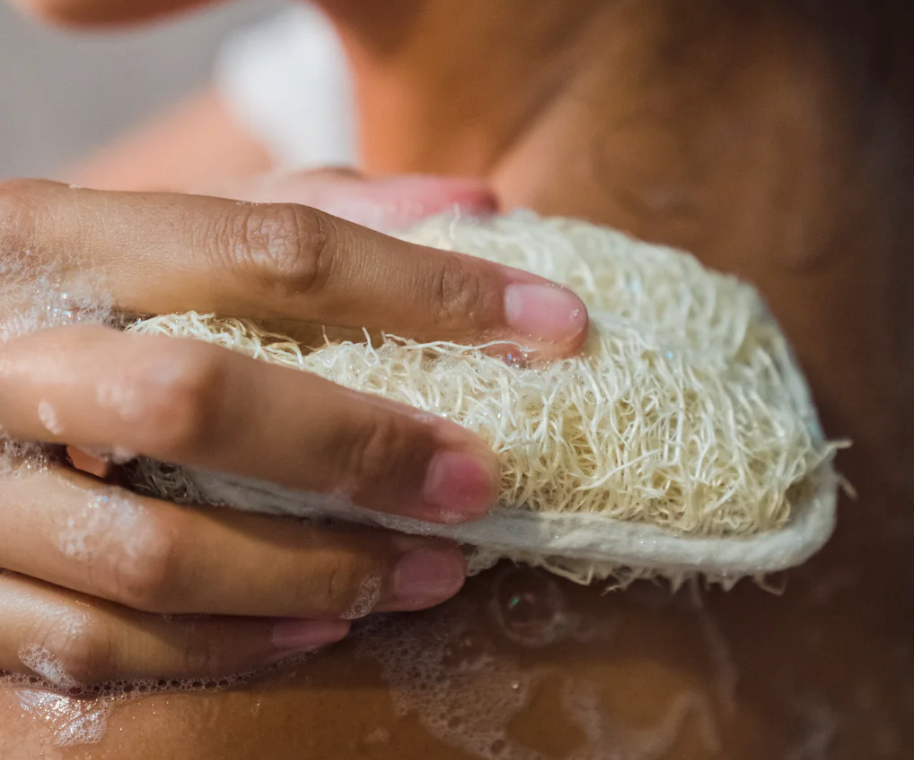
[1,0,912,758]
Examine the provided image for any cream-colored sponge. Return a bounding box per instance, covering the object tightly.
[128,212,840,586]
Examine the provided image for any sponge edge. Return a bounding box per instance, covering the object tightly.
[130,325,836,586]
[127,211,841,585]
[164,460,835,587]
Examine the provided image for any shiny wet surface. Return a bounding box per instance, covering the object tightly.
[3,505,911,760]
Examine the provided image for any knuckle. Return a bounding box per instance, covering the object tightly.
[430,258,489,328]
[228,203,335,299]
[179,624,220,677]
[127,342,224,457]
[101,510,179,612]
[345,414,421,499]
[33,613,113,685]
[312,555,364,614]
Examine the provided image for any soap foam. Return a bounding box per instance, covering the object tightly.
[37,401,63,436]
[343,574,382,620]
[18,646,80,691]
[55,488,147,564]
[355,567,717,760]
[0,251,112,476]
[15,689,112,747]
[0,651,318,748]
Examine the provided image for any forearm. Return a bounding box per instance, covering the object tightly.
[63,88,273,192]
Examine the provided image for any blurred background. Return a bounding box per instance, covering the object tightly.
[0,0,285,177]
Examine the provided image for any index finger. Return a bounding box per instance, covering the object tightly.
[1,179,588,358]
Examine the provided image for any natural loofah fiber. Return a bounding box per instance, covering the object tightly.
[127,212,840,585]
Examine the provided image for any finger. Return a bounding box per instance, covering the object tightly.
[10,0,216,27]
[0,573,350,685]
[0,325,499,523]
[1,178,588,357]
[0,467,467,618]
[201,168,499,233]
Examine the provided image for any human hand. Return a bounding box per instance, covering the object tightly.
[0,173,588,686]
[9,0,219,26]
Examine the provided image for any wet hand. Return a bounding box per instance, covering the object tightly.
[0,174,588,686]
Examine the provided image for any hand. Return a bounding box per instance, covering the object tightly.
[10,0,218,26]
[0,174,588,687]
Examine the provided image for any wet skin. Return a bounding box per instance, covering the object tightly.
[1,0,911,758]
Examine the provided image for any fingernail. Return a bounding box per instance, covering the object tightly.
[423,450,497,520]
[392,549,466,608]
[504,284,587,343]
[271,620,350,651]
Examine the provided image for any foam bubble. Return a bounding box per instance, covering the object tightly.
[342,574,382,620]
[95,380,143,423]
[55,488,146,564]
[489,566,576,648]
[16,689,112,747]
[0,255,112,346]
[350,567,730,760]
[18,646,79,691]
[0,436,50,477]
[0,649,319,710]
[439,510,466,525]
[78,445,137,465]
[355,604,543,760]
[0,661,287,750]
[0,252,112,477]
[37,400,63,436]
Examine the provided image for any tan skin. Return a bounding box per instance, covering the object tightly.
[1,0,912,758]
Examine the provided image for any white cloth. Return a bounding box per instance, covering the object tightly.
[214,4,359,170]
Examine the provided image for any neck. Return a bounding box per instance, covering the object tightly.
[318,0,608,176]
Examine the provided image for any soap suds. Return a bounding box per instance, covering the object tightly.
[55,488,147,564]
[15,689,112,749]
[37,401,63,436]
[18,646,80,691]
[0,650,320,749]
[355,568,719,760]
[342,574,382,620]
[0,251,112,477]
[78,445,137,465]
[95,380,144,423]
[0,436,51,478]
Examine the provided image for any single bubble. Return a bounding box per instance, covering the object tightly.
[489,566,574,648]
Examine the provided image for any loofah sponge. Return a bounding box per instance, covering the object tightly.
[127,212,841,587]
